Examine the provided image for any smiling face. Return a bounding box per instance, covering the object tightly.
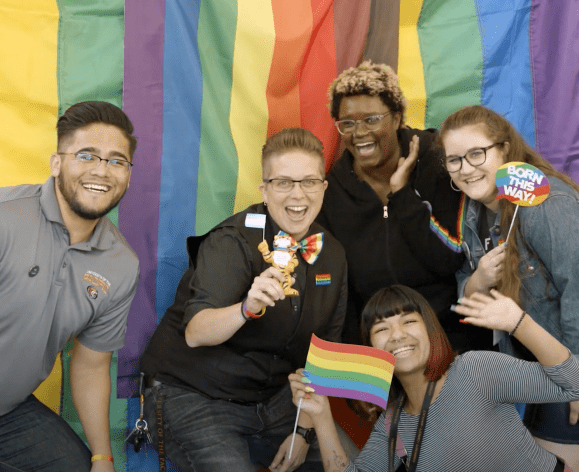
[442,124,508,211]
[338,95,401,176]
[51,123,132,221]
[370,311,431,379]
[259,150,327,241]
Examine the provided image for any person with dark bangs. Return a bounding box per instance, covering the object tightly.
[289,285,578,471]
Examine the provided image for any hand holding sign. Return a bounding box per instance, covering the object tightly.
[495,162,550,242]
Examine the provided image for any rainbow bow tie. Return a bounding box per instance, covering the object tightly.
[279,231,324,264]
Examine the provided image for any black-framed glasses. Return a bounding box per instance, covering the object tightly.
[442,142,504,173]
[263,178,325,193]
[334,113,391,136]
[59,152,133,172]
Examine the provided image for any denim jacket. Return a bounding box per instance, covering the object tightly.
[456,177,579,356]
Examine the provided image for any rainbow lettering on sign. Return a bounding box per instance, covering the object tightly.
[495,162,550,206]
[304,334,395,409]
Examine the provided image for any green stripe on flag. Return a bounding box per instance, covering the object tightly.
[196,0,239,234]
[306,364,393,392]
[418,0,483,128]
[57,1,127,468]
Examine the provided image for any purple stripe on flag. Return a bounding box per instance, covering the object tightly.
[530,0,579,180]
[118,0,165,398]
[312,386,389,409]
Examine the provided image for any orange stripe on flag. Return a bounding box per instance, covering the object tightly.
[266,1,312,136]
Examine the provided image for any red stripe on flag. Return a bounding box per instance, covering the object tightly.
[300,0,338,172]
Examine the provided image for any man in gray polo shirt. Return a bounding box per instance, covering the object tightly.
[0,101,139,472]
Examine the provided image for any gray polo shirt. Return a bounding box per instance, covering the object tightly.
[0,178,139,416]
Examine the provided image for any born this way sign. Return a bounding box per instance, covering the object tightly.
[495,162,550,242]
[495,162,550,206]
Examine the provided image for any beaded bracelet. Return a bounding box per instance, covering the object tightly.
[509,311,527,336]
[91,454,114,463]
[241,298,265,320]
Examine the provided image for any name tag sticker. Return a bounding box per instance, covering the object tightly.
[245,213,266,229]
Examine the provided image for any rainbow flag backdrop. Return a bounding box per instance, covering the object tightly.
[304,335,395,409]
[2,0,578,469]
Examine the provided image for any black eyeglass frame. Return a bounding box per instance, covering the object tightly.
[442,142,504,173]
[58,151,134,172]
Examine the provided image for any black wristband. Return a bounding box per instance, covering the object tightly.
[509,311,527,336]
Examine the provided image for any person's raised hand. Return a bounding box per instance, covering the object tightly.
[390,135,419,193]
[288,370,331,420]
[245,267,288,314]
[454,289,524,333]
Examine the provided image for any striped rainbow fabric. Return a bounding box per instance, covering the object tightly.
[304,334,396,409]
[2,1,578,470]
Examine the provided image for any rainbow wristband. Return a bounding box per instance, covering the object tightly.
[242,298,265,320]
[91,454,114,463]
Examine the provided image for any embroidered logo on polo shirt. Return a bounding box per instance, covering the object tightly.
[82,271,110,296]
[315,274,331,286]
[87,286,98,299]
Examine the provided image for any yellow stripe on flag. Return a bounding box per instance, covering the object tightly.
[231,0,275,212]
[307,351,395,379]
[0,1,58,186]
[398,0,426,129]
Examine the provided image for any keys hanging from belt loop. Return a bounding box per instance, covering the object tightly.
[126,374,153,452]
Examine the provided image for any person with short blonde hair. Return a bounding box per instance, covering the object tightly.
[140,127,351,472]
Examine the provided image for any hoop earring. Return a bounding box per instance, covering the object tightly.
[450,179,461,192]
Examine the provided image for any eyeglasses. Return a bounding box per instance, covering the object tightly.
[334,113,390,135]
[442,142,504,173]
[263,178,325,193]
[59,152,133,173]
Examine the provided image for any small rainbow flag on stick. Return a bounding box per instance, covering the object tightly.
[303,334,396,409]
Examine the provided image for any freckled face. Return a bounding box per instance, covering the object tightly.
[370,311,430,378]
[259,151,327,241]
[338,95,401,174]
[442,124,508,210]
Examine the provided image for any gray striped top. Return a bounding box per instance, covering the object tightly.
[345,351,579,472]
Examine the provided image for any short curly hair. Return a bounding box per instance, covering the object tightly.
[328,61,407,125]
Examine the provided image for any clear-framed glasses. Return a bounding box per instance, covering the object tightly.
[59,151,133,173]
[263,178,325,193]
[334,113,391,136]
[442,142,504,173]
